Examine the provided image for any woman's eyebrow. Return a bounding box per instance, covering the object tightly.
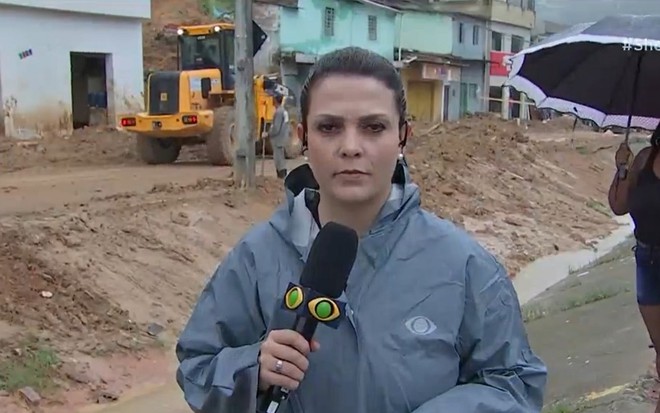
[313,114,343,122]
[358,114,390,123]
[311,113,392,125]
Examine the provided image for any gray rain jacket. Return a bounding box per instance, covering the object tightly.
[175,162,547,413]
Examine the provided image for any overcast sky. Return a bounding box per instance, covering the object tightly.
[536,0,660,25]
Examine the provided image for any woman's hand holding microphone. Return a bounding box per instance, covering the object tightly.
[258,329,320,392]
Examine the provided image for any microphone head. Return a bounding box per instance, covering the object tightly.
[300,221,358,298]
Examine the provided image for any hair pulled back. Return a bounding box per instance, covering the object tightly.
[299,47,407,142]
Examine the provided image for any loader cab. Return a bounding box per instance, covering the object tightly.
[178,27,236,90]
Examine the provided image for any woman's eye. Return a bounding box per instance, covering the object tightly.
[364,123,385,133]
[317,123,339,133]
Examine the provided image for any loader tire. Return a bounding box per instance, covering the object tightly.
[136,136,181,164]
[206,106,235,166]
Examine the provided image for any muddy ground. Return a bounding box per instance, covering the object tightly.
[0,115,642,411]
[524,239,659,413]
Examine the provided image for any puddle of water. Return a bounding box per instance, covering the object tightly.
[514,215,634,305]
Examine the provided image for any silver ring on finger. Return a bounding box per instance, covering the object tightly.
[274,359,284,374]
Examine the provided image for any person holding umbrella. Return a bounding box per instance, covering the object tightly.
[609,125,660,411]
[506,16,660,407]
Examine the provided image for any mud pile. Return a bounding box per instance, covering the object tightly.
[0,128,138,173]
[0,127,216,173]
[407,115,620,274]
[0,177,282,356]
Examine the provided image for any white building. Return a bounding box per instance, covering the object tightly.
[0,0,150,139]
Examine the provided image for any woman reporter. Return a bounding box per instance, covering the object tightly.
[175,46,547,413]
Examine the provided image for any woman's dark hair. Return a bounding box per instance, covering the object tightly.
[299,47,407,142]
[652,122,660,147]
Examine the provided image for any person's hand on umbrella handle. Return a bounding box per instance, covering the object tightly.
[257,329,320,392]
[615,142,633,179]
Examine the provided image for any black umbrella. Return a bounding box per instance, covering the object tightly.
[506,15,660,136]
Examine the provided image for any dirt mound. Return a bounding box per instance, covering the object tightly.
[0,127,217,173]
[0,128,138,173]
[407,115,619,274]
[0,176,282,357]
[0,224,136,355]
[143,0,214,72]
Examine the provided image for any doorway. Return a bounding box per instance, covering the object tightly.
[70,52,108,129]
[443,85,450,122]
[407,81,433,122]
[459,82,468,117]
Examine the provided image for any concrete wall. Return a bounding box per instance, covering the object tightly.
[451,15,486,60]
[280,0,397,59]
[491,0,534,29]
[490,20,532,53]
[0,0,150,19]
[0,5,146,138]
[397,11,452,55]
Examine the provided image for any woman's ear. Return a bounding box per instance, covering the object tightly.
[296,123,305,143]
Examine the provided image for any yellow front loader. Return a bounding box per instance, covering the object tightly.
[118,22,298,165]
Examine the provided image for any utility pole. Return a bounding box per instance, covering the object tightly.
[233,0,256,188]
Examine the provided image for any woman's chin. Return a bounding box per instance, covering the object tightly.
[329,186,375,204]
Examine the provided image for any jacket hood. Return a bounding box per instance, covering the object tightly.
[269,159,422,259]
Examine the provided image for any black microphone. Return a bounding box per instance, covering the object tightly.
[258,221,358,413]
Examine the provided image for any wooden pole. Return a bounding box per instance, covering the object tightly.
[233,0,256,188]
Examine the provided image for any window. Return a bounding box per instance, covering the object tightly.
[489,86,502,113]
[368,15,377,41]
[472,26,479,45]
[323,7,335,37]
[491,31,503,51]
[511,35,525,53]
[458,22,464,43]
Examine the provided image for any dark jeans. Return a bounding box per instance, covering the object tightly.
[634,242,660,305]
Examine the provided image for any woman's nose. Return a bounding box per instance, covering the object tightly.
[339,129,362,157]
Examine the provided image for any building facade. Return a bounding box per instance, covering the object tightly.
[0,0,150,138]
[423,0,535,119]
[278,0,398,106]
[488,20,532,119]
[451,14,487,117]
[394,8,461,122]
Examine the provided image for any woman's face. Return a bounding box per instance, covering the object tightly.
[299,74,401,206]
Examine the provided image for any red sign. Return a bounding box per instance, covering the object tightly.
[490,51,513,76]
